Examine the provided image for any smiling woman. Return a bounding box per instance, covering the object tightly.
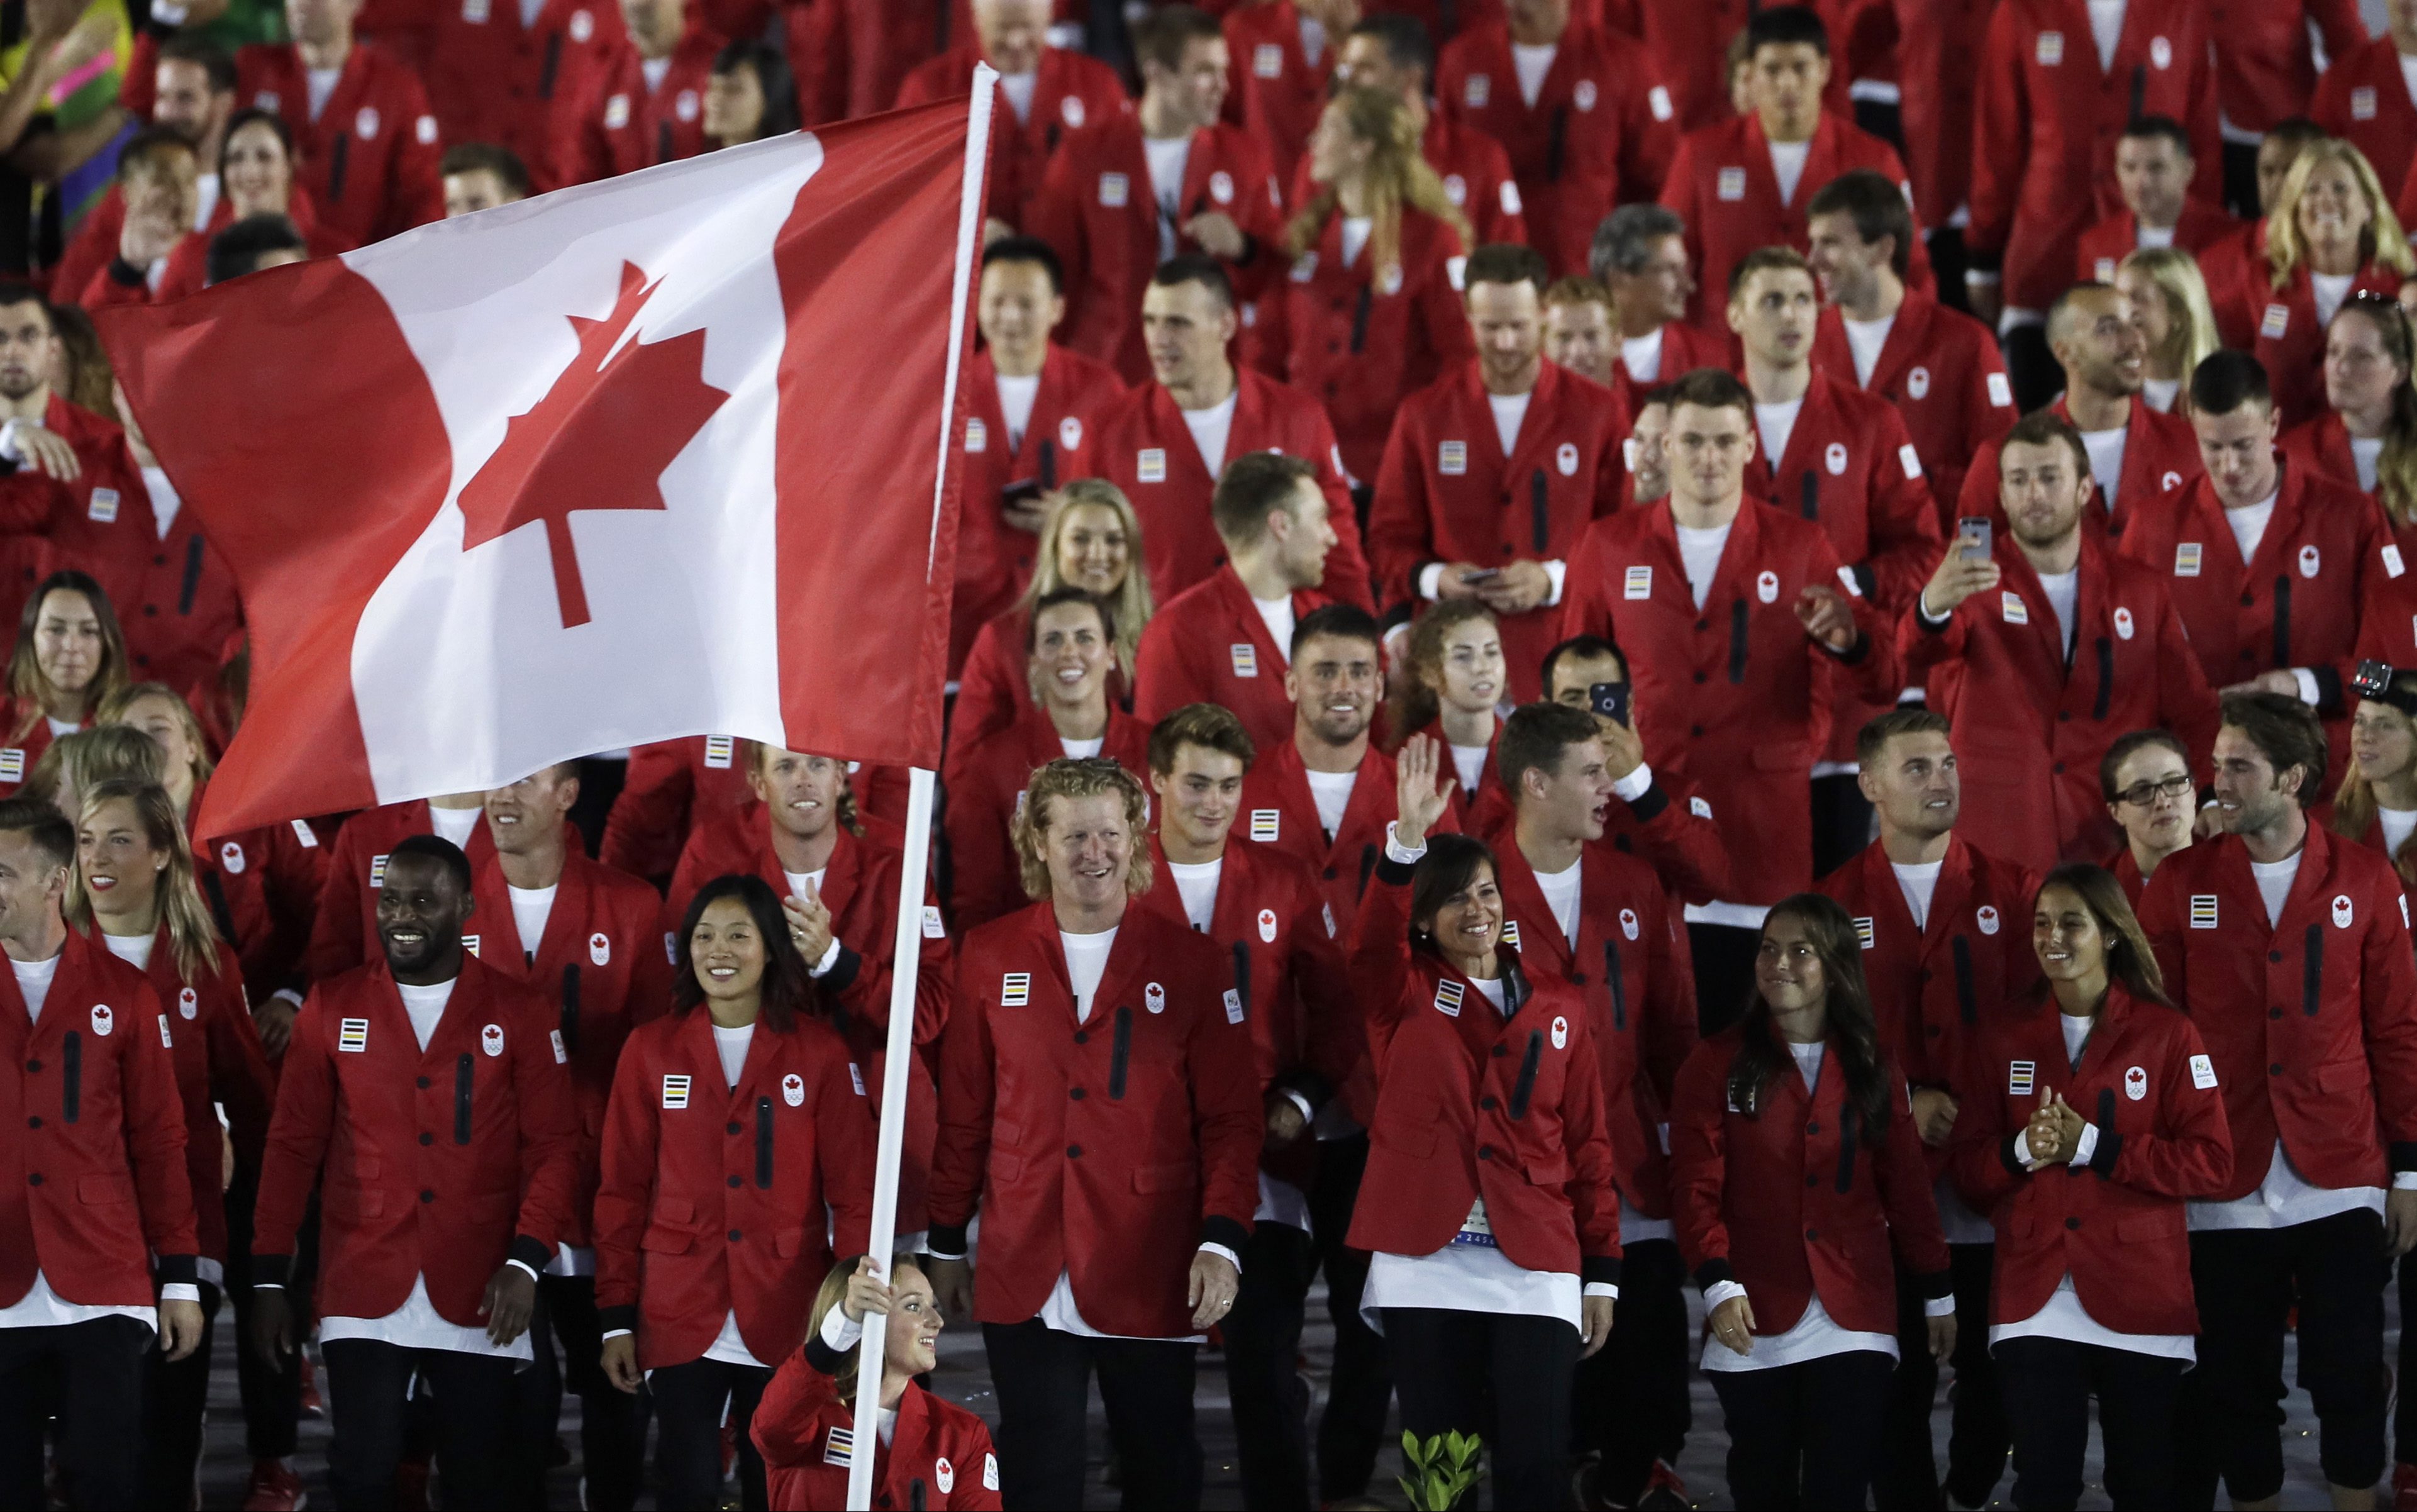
[0,570,128,793]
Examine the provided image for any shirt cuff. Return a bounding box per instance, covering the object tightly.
[807,936,843,977]
[1281,1089,1313,1121]
[1917,596,1952,628]
[1703,1278,1747,1310]
[2291,667,2321,707]
[1417,562,1445,600]
[1384,826,1426,865]
[1963,269,2001,286]
[1923,1294,1956,1318]
[1542,559,1566,607]
[1582,1281,1618,1299]
[2072,1123,2099,1168]
[0,419,23,465]
[600,1328,633,1341]
[160,1283,201,1303]
[1198,1242,1242,1274]
[2392,1172,2417,1191]
[268,988,304,1009]
[150,0,190,20]
[820,1305,865,1350]
[2013,1128,2035,1165]
[1610,762,1653,803]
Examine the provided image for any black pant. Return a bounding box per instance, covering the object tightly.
[1309,1133,1391,1503]
[2179,1209,2389,1504]
[1995,1337,2182,1509]
[140,1281,222,1506]
[650,1354,772,1512]
[1928,229,1971,316]
[1707,1347,1894,1510]
[513,1274,645,1511]
[0,1315,152,1511]
[1572,1237,1689,1504]
[2003,323,2061,414]
[2398,1250,2417,1464]
[1877,1244,2009,1509]
[321,1337,520,1511]
[225,1160,308,1459]
[1385,1306,1579,1511]
[1223,1219,1316,1509]
[1688,923,1762,1038]
[1809,772,1875,880]
[982,1317,1201,1511]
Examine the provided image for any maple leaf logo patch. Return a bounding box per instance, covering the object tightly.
[458,261,730,627]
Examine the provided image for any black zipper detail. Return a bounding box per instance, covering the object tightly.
[199,869,238,945]
[538,33,563,99]
[1728,598,1749,685]
[2092,1087,2116,1173]
[1952,936,1976,1025]
[2091,638,2113,720]
[1546,108,1567,182]
[60,1030,78,1123]
[2127,64,2145,127]
[1530,469,1550,553]
[454,1053,474,1144]
[1348,286,1372,354]
[328,133,350,206]
[756,1096,774,1188]
[2304,924,2323,1016]
[934,0,950,50]
[177,533,205,614]
[2272,575,2292,670]
[1108,1006,1131,1099]
[1603,938,1626,1032]
[1229,941,1250,1021]
[1045,123,1060,155]
[1799,470,1819,520]
[1037,439,1057,491]
[656,120,673,164]
[1508,1028,1543,1120]
[1358,842,1379,899]
[560,965,581,1055]
[1834,1106,1858,1194]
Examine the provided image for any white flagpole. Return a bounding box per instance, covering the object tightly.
[847,63,994,1512]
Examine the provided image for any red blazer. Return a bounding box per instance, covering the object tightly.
[1662,110,1931,334]
[1901,534,2218,874]
[1948,987,2229,1336]
[951,345,1128,677]
[2139,825,2417,1201]
[2116,459,2385,711]
[594,1008,874,1368]
[2110,846,2151,908]
[1076,368,1370,609]
[1957,393,2203,536]
[192,787,330,1011]
[553,27,723,187]
[149,932,274,1267]
[1223,0,1332,184]
[1816,835,2043,1131]
[2072,201,2242,284]
[1597,0,1853,133]
[1417,718,1509,838]
[0,929,196,1308]
[1235,736,1462,962]
[1272,208,1475,483]
[897,45,1131,231]
[1027,118,1287,383]
[252,957,580,1324]
[2315,38,2417,201]
[600,734,757,882]
[1736,369,1942,613]
[0,699,78,800]
[2239,261,2405,429]
[1435,19,1675,276]
[755,1336,1003,1512]
[423,0,623,192]
[235,42,443,246]
[0,391,151,578]
[1423,113,1527,248]
[1882,0,1992,229]
[1493,834,1696,1218]
[1670,1032,1950,1335]
[2280,411,2367,502]
[2211,0,2364,133]
[1608,318,1731,424]
[666,816,951,1231]
[2357,533,2417,665]
[1369,361,1628,703]
[1133,568,1327,755]
[1967,0,2221,313]
[72,186,350,309]
[468,849,674,1249]
[148,211,355,304]
[305,801,497,982]
[942,701,1151,930]
[1811,295,2017,530]
[1343,859,1621,1279]
[953,603,1136,747]
[1558,500,1904,903]
[929,901,1262,1337]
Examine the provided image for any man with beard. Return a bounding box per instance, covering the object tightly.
[1589,204,1726,416]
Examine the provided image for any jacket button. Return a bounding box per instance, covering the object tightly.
[2240,593,2254,608]
[1492,1045,1509,1057]
[1806,1122,1820,1135]
[419,1133,433,1146]
[1070,1087,1086,1100]
[23,1059,36,1073]
[2056,711,2069,722]
[1480,1096,1498,1110]
[23,1116,35,1128]
[1074,1030,1088,1045]
[728,1122,742,1135]
[1804,1227,1818,1241]
[2052,762,2065,774]
[727,1175,742,1187]
[2268,952,2282,964]
[1692,672,1706,684]
[1690,725,1704,738]
[1323,867,1338,880]
[1067,1145,1083,1158]
[1920,970,1933,982]
[1926,1025,1941,1037]
[142,605,157,617]
[1694,620,1708,631]
[420,1189,435,1203]
[417,1076,431,1089]
[152,554,165,567]
[729,1230,742,1242]
[1571,973,1587,985]
[26,1172,38,1186]
[2270,1008,2283,1020]
[1478,1145,1494,1160]
[1500,544,1514,557]
[2065,1216,2080,1230]
[2271,1063,2284,1075]
[1806,1173,1818,1187]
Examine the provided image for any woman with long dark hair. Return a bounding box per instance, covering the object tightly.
[1347,734,1621,1509]
[1668,892,1950,1508]
[2284,291,2417,529]
[1950,865,2231,1509]
[594,874,875,1512]
[0,570,128,796]
[1384,599,1509,830]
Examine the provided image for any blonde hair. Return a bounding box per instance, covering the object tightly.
[2328,293,2417,531]
[2333,672,2417,889]
[1018,480,1154,680]
[1284,87,1470,274]
[63,778,225,987]
[806,1255,927,1405]
[97,681,216,789]
[736,741,864,837]
[2117,247,2221,401]
[2265,138,2416,288]
[27,723,165,813]
[1009,757,1154,903]
[7,572,130,746]
[1385,599,1499,747]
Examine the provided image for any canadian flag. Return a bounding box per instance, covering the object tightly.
[98,90,994,838]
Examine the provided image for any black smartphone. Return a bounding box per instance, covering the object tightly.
[1001,478,1047,515]
[1957,516,1992,561]
[1459,567,1503,586]
[1590,681,1630,726]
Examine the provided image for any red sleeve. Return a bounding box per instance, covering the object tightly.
[947,1417,1006,1509]
[1344,864,1420,1070]
[1616,57,1677,203]
[2312,0,2367,60]
[814,1035,877,1258]
[1287,877,1363,1108]
[750,1340,843,1468]
[2135,867,2189,1028]
[253,991,338,1261]
[1896,589,1974,683]
[1656,133,1704,280]
[1557,518,1617,643]
[123,30,162,118]
[552,71,611,189]
[2152,588,2220,763]
[2359,864,2417,1165]
[1186,946,1265,1238]
[1862,405,1945,608]
[1227,143,1291,304]
[1131,614,1192,728]
[940,746,1019,930]
[2113,1016,2233,1197]
[1639,887,1697,1106]
[1304,406,1375,609]
[2184,36,2223,208]
[1664,1042,1730,1277]
[50,194,122,318]
[928,951,998,1231]
[1812,534,1906,698]
[204,972,277,1169]
[830,862,953,1052]
[509,989,582,1251]
[591,1033,658,1313]
[1964,1,2026,262]
[601,740,700,879]
[260,826,329,1002]
[1877,1065,1950,1277]
[1416,236,1475,384]
[1026,139,1092,351]
[386,68,445,237]
[303,825,369,983]
[1364,401,1431,610]
[1558,1009,1623,1264]
[127,983,199,1260]
[1944,1029,2026,1216]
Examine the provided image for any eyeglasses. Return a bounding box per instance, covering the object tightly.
[2113,774,2194,808]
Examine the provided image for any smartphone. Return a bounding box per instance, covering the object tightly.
[1458,567,1503,586]
[1589,681,1630,726]
[1001,478,1047,515]
[1957,516,1992,561]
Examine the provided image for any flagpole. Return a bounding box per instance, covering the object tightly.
[847,62,994,1512]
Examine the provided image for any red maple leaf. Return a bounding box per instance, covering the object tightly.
[458,260,730,628]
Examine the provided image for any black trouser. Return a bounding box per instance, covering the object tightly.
[1707,1347,1895,1511]
[2178,1209,2389,1504]
[1223,1218,1316,1510]
[225,1161,308,1459]
[1309,1133,1391,1503]
[1877,1243,2009,1509]
[139,1280,221,1507]
[321,1337,520,1511]
[1572,1237,1688,1504]
[1385,1306,1580,1511]
[0,1315,152,1511]
[1995,1336,2183,1510]
[1688,923,1762,1038]
[513,1274,645,1511]
[982,1317,1201,1511]
[1928,228,1970,316]
[2398,1249,2417,1464]
[1810,771,1874,881]
[651,1354,772,1512]
[2003,324,2061,414]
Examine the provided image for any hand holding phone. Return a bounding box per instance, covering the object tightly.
[1589,681,1630,726]
[1957,516,1992,562]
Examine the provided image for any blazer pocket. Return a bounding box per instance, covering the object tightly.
[1750,744,1809,773]
[470,1192,513,1223]
[1524,1155,1570,1187]
[351,1156,382,1181]
[2115,1211,2177,1243]
[2007,1208,2036,1240]
[996,1119,1025,1146]
[657,1196,696,1224]
[76,1172,133,1205]
[1132,1161,1196,1194]
[640,1222,695,1254]
[775,1227,805,1259]
[332,1187,386,1221]
[2314,1059,2370,1094]
[991,1153,1025,1184]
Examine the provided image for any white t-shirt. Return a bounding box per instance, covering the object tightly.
[1511,43,1556,107]
[1340,215,1372,268]
[1165,858,1222,932]
[640,55,670,94]
[191,172,219,233]
[2226,491,2277,563]
[398,978,454,1052]
[1252,594,1296,661]
[712,1021,753,1090]
[1060,928,1116,1020]
[2314,272,2357,330]
[427,804,482,849]
[1842,315,1894,388]
[997,70,1037,124]
[2086,0,2126,72]
[142,464,181,537]
[1754,397,1804,470]
[100,931,155,971]
[1449,743,1491,797]
[2380,806,2417,861]
[1489,391,1530,456]
[2036,567,2081,658]
[1675,521,1734,609]
[995,371,1041,451]
[1058,735,1103,759]
[305,65,342,121]
[1768,138,1813,206]
[43,717,74,740]
[1533,857,1582,948]
[2141,377,2181,414]
[1892,859,1943,931]
[1620,328,1664,385]
[2354,434,2385,492]
[2251,850,2301,926]
[2134,223,2177,250]
[508,884,556,960]
[1305,768,1356,838]
[1298,14,1326,64]
[13,952,57,1022]
[1181,389,1238,476]
[1143,133,1191,260]
[2402,52,2417,109]
[2079,426,2128,507]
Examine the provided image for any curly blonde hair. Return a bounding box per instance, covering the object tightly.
[1009,757,1154,903]
[1285,86,1471,274]
[2116,247,2221,403]
[1018,481,1155,681]
[2265,137,2416,288]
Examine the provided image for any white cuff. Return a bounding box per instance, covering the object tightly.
[1281,1089,1313,1121]
[1542,559,1566,607]
[268,989,304,1009]
[925,1238,967,1260]
[600,1327,633,1341]
[1964,269,2001,286]
[1384,825,1426,865]
[1198,1242,1242,1274]
[2392,1172,2417,1191]
[150,1,191,21]
[2013,1129,2035,1165]
[1917,596,1952,627]
[0,419,23,465]
[1417,562,1446,600]
[1703,1278,1747,1310]
[160,1282,201,1303]
[807,937,843,977]
[505,1259,541,1282]
[2072,1123,2099,1167]
[1923,1294,1956,1318]
[820,1305,864,1350]
[1610,762,1653,803]
[1582,1281,1618,1299]
[253,1281,283,1291]
[2291,667,2321,708]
